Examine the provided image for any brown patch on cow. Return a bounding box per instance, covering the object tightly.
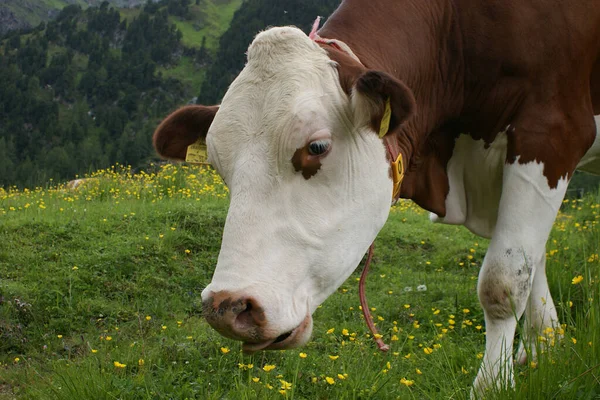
[317,0,600,216]
[479,280,514,320]
[505,105,596,189]
[592,59,600,115]
[292,145,322,180]
[354,70,416,135]
[320,45,364,95]
[399,127,459,217]
[153,105,219,160]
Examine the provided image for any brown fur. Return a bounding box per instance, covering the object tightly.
[319,0,600,215]
[292,145,323,180]
[153,105,219,160]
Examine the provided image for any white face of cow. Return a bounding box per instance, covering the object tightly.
[153,26,415,352]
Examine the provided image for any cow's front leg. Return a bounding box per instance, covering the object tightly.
[472,160,569,397]
[515,253,560,365]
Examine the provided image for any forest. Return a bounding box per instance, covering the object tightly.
[1,0,598,192]
[0,0,339,188]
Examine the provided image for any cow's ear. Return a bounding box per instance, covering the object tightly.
[352,71,416,137]
[153,105,219,160]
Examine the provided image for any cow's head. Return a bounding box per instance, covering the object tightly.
[153,27,415,352]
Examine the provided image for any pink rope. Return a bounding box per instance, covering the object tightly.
[309,16,321,40]
[359,243,390,352]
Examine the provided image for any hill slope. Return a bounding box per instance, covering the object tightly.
[0,0,342,189]
[0,0,155,34]
[0,0,244,188]
[0,166,598,398]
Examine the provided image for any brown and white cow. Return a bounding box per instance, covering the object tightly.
[153,0,600,395]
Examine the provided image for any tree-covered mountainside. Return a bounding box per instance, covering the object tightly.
[198,0,341,104]
[0,0,157,35]
[0,0,225,188]
[0,0,342,188]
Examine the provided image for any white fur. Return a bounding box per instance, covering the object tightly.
[201,27,393,340]
[430,130,508,238]
[433,131,573,396]
[472,159,568,395]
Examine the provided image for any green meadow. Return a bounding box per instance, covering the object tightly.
[0,165,598,399]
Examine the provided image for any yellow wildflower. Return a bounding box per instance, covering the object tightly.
[400,378,414,387]
[572,275,584,285]
[263,364,276,372]
[329,355,339,360]
[220,347,230,354]
[299,352,307,358]
[280,380,292,390]
[325,377,335,385]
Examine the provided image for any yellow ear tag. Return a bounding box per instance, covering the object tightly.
[391,152,404,199]
[378,97,392,138]
[185,139,209,165]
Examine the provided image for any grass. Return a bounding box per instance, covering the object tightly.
[0,164,599,399]
[158,55,206,94]
[169,0,243,50]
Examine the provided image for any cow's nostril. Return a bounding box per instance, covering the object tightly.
[234,298,257,330]
[203,292,267,341]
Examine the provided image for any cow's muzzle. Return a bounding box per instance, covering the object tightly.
[202,290,312,352]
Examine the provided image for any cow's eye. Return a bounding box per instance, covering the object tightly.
[308,139,331,156]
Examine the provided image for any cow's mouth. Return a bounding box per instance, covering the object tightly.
[242,314,312,353]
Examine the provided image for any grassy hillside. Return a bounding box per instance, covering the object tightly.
[158,0,243,91]
[0,0,245,189]
[0,165,598,399]
[169,0,243,50]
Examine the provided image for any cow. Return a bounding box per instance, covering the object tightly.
[152,0,600,396]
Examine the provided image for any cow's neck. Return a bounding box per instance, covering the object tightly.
[319,0,465,214]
